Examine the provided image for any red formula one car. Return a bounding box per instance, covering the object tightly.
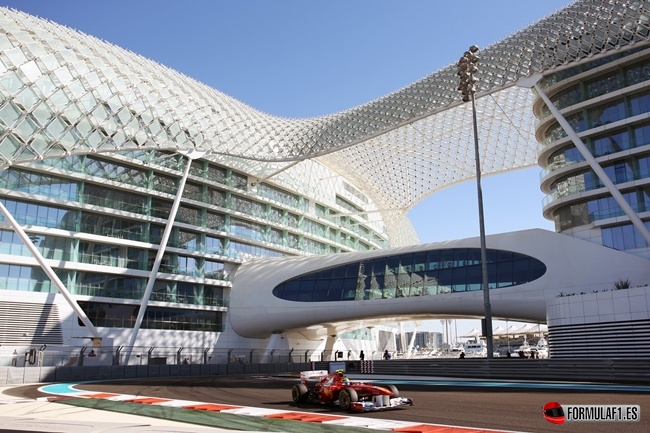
[291,369,413,412]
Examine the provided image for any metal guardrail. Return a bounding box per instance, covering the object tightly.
[0,362,312,386]
[2,358,649,386]
[314,358,650,385]
[0,347,311,368]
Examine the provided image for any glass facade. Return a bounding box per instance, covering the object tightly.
[0,146,391,332]
[538,47,650,255]
[77,301,224,332]
[273,248,546,302]
[2,1,650,349]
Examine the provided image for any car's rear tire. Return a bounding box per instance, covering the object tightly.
[338,388,358,411]
[292,383,308,403]
[385,384,399,397]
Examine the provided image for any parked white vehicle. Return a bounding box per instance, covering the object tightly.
[464,340,487,357]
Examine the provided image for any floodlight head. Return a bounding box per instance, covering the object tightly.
[469,44,479,53]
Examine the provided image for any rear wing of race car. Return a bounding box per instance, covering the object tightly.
[300,370,329,384]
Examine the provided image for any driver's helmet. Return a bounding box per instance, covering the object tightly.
[342,377,350,385]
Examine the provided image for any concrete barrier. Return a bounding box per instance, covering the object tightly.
[322,358,650,384]
[2,359,646,386]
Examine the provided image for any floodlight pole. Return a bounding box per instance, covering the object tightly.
[458,45,494,359]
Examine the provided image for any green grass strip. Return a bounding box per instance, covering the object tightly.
[58,397,386,433]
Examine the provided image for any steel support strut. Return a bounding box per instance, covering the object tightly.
[124,150,206,364]
[519,74,650,246]
[0,199,101,339]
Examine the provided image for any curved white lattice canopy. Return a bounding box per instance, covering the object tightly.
[0,0,649,218]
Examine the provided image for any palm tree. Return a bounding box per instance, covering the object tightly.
[613,278,631,290]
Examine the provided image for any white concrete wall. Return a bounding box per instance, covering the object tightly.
[546,285,650,357]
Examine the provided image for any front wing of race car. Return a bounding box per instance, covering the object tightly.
[346,395,413,412]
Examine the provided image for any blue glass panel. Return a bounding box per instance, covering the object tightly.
[312,279,330,296]
[602,227,614,248]
[412,252,427,271]
[281,281,300,301]
[327,278,345,301]
[633,124,650,146]
[529,259,547,279]
[622,224,637,250]
[385,256,400,273]
[630,92,650,116]
[312,284,330,302]
[272,248,547,301]
[589,100,625,127]
[464,249,480,266]
[453,249,468,267]
[439,250,454,268]
[330,264,346,278]
[341,279,357,300]
[465,264,481,291]
[345,263,360,277]
[512,258,530,285]
[308,269,325,280]
[296,280,314,302]
[399,253,414,272]
[452,265,467,292]
[427,250,440,270]
[437,268,453,287]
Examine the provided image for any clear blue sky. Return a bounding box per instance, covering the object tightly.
[2,0,571,338]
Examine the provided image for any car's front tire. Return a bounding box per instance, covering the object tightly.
[338,388,358,411]
[291,383,308,403]
[385,384,399,397]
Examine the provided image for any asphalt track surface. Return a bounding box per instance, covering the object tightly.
[5,375,650,433]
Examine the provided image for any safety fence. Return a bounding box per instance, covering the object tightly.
[0,346,321,369]
[314,357,650,385]
[0,362,311,386]
[2,357,649,386]
[0,346,384,369]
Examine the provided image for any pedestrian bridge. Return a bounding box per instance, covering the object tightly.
[230,229,650,340]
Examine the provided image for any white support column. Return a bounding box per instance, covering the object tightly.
[323,334,337,361]
[260,333,283,363]
[0,200,101,338]
[398,322,407,358]
[406,321,419,358]
[124,150,205,364]
[519,75,650,246]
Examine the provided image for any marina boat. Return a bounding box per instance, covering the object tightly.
[464,340,488,357]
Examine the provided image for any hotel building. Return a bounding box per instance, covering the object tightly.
[0,0,649,363]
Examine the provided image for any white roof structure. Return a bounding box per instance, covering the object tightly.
[0,0,649,217]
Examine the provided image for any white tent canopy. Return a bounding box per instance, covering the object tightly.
[501,323,547,336]
[461,328,482,338]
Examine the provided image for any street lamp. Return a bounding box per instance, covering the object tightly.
[457,45,494,359]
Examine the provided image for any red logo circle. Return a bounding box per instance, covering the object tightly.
[543,401,565,424]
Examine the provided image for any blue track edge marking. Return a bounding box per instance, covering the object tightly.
[39,383,81,395]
